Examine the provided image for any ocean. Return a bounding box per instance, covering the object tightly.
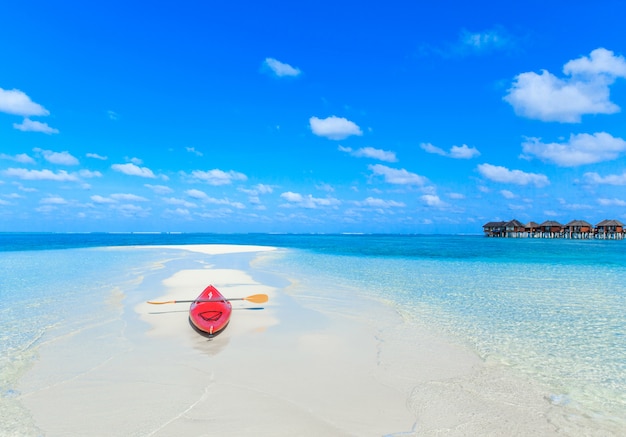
[1,233,625,434]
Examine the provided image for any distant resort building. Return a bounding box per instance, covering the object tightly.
[483,219,625,239]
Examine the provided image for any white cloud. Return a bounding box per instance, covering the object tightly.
[111,163,156,178]
[78,170,102,178]
[185,189,245,209]
[315,183,334,192]
[280,191,341,209]
[185,189,209,200]
[190,169,247,185]
[165,208,191,217]
[584,171,626,185]
[91,193,148,203]
[504,48,626,122]
[421,194,448,207]
[368,164,428,185]
[254,184,273,194]
[477,163,549,187]
[460,28,509,52]
[240,184,274,196]
[40,196,68,205]
[111,193,148,202]
[2,168,80,181]
[107,110,119,120]
[420,143,447,156]
[339,146,397,162]
[91,195,116,204]
[500,190,516,199]
[564,48,626,77]
[13,118,59,134]
[355,197,405,208]
[112,204,151,218]
[310,116,363,140]
[448,192,465,199]
[186,147,203,156]
[420,142,480,159]
[264,58,301,77]
[598,198,626,206]
[35,149,79,165]
[521,132,626,166]
[0,153,35,164]
[0,88,49,116]
[145,184,173,194]
[450,144,480,159]
[163,197,197,208]
[86,153,108,160]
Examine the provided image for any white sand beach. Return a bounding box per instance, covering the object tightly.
[16,244,593,436]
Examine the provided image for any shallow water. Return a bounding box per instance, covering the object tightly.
[1,234,625,434]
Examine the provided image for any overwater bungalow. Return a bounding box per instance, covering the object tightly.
[596,219,625,239]
[525,221,540,238]
[482,221,506,237]
[539,220,563,238]
[564,220,593,239]
[504,219,525,238]
[483,218,625,239]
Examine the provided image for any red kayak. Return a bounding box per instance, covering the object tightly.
[189,285,232,336]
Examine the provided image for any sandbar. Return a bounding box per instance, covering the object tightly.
[17,244,590,436]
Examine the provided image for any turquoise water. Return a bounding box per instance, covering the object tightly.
[1,233,625,432]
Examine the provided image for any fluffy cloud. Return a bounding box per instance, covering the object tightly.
[2,168,80,181]
[264,58,301,77]
[144,184,173,194]
[40,196,68,205]
[477,163,549,187]
[421,194,448,207]
[13,118,59,134]
[184,189,243,208]
[91,193,147,204]
[420,143,480,159]
[500,190,516,199]
[239,184,274,196]
[35,149,79,165]
[338,146,397,162]
[598,198,626,206]
[504,48,626,122]
[355,197,405,208]
[87,153,108,160]
[310,116,363,140]
[163,197,197,208]
[185,189,209,200]
[91,195,116,204]
[368,164,428,185]
[280,192,340,209]
[521,132,626,166]
[0,88,49,116]
[111,163,156,178]
[190,169,247,185]
[584,171,626,185]
[0,153,35,164]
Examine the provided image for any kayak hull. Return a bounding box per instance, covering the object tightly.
[189,285,232,336]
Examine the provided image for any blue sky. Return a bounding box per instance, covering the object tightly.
[1,1,626,233]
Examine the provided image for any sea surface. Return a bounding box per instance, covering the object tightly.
[1,233,625,434]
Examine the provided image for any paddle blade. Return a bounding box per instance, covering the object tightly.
[243,294,269,304]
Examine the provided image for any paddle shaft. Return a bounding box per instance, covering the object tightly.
[147,293,268,305]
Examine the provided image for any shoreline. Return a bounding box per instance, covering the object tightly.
[15,244,617,436]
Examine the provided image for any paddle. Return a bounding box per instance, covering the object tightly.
[147,294,268,305]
